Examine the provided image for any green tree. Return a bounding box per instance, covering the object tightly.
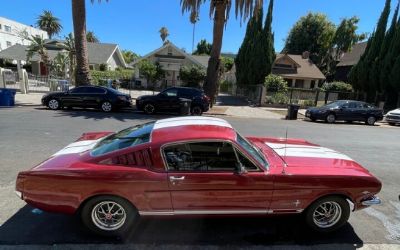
[179,65,206,88]
[86,31,99,43]
[181,0,264,105]
[52,52,69,78]
[71,0,108,86]
[333,17,367,58]
[284,13,336,71]
[321,82,353,92]
[26,35,50,75]
[221,56,234,72]
[57,33,76,85]
[122,50,140,64]
[159,26,169,44]
[138,60,164,87]
[36,10,63,39]
[264,74,287,92]
[193,39,212,55]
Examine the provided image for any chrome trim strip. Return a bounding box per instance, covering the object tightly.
[139,209,270,216]
[361,196,381,206]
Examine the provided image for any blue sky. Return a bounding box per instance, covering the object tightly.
[1,0,398,55]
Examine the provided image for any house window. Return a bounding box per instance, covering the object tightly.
[4,25,11,32]
[6,41,12,47]
[274,63,292,69]
[283,78,292,87]
[294,79,304,88]
[310,80,316,89]
[89,65,95,70]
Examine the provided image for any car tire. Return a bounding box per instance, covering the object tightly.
[191,105,203,116]
[143,103,156,115]
[326,113,336,124]
[311,117,316,122]
[305,196,350,233]
[345,120,353,124]
[366,116,376,126]
[388,122,396,126]
[47,99,61,110]
[81,195,138,237]
[101,101,113,112]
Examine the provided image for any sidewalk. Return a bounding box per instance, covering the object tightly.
[13,93,286,119]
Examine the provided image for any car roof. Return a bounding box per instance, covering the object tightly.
[150,117,236,144]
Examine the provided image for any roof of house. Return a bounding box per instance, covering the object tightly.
[273,54,326,80]
[191,55,210,68]
[0,41,125,66]
[336,42,367,67]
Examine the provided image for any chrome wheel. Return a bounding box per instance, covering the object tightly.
[48,99,59,110]
[91,201,126,231]
[144,103,155,114]
[367,116,376,125]
[326,114,336,123]
[312,201,342,228]
[101,102,112,112]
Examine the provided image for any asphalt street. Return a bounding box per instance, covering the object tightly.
[0,106,399,249]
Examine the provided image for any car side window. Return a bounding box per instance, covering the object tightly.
[163,141,238,172]
[88,87,106,94]
[348,102,357,108]
[177,89,190,98]
[163,88,178,97]
[70,87,84,93]
[236,150,259,171]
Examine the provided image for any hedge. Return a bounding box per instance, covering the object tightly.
[90,70,134,85]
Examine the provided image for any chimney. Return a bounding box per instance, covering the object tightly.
[302,51,310,59]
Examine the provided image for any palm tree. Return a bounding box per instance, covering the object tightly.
[36,10,63,39]
[181,0,263,105]
[71,0,108,86]
[190,11,199,53]
[159,26,169,44]
[57,33,76,85]
[26,35,50,75]
[86,31,100,43]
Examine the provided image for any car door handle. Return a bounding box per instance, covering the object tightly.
[169,176,185,181]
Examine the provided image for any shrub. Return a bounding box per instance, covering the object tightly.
[264,74,288,93]
[179,65,206,88]
[90,70,134,85]
[219,80,233,93]
[321,81,353,92]
[269,92,289,104]
[99,63,108,71]
[302,99,315,107]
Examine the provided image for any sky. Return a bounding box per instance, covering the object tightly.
[1,0,398,56]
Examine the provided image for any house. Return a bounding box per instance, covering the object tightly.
[335,42,367,82]
[272,52,326,89]
[0,16,48,51]
[130,41,209,87]
[0,39,127,75]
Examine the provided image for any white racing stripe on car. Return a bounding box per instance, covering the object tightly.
[154,117,232,130]
[52,139,101,156]
[265,142,353,160]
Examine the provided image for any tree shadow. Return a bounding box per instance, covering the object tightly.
[0,205,363,248]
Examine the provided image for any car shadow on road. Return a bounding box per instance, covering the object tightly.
[0,205,363,248]
[34,107,176,122]
[302,119,382,127]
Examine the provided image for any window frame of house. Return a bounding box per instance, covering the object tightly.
[4,25,12,32]
[294,79,305,88]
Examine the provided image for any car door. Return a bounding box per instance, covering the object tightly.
[335,101,351,120]
[163,140,274,214]
[62,87,86,107]
[82,87,106,107]
[157,88,179,111]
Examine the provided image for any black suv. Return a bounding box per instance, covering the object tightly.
[136,87,210,115]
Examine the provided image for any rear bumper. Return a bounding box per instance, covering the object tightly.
[361,196,381,206]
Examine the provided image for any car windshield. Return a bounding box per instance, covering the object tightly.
[91,122,155,156]
[105,87,124,95]
[236,133,268,169]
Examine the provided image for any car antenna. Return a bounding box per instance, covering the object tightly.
[282,127,288,174]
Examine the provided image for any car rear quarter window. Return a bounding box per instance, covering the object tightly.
[91,122,155,156]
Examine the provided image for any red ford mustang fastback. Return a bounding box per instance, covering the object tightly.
[15,117,381,236]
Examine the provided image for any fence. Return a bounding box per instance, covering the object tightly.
[219,83,264,105]
[266,88,365,108]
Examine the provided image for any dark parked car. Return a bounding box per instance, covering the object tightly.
[305,100,384,125]
[136,87,210,115]
[41,86,132,112]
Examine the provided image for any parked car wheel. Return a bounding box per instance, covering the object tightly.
[191,105,203,116]
[81,195,138,237]
[143,103,156,115]
[101,101,113,112]
[366,116,376,126]
[388,122,396,126]
[305,196,350,233]
[326,113,336,123]
[48,99,61,110]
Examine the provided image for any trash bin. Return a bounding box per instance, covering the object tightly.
[0,88,17,106]
[179,98,192,115]
[286,104,300,120]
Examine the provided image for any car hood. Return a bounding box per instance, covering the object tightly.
[387,108,400,115]
[248,137,371,175]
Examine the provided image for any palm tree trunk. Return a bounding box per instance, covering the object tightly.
[192,23,196,53]
[72,0,91,86]
[205,1,226,107]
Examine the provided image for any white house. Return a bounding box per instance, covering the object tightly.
[0,16,48,51]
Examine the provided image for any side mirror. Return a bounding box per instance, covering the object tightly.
[235,163,248,175]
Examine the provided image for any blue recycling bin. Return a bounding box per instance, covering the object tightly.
[0,88,17,106]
